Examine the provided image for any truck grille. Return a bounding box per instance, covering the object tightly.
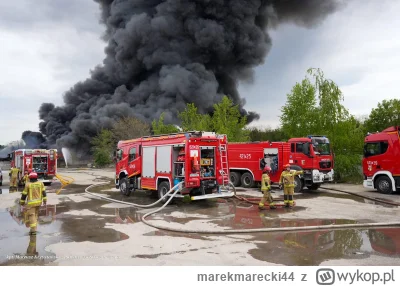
[319,161,331,169]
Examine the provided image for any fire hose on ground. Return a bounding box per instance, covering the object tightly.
[84,182,400,234]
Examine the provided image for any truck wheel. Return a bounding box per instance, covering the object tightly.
[158,181,170,202]
[307,183,321,191]
[119,177,130,196]
[241,172,254,188]
[294,176,303,193]
[230,172,241,187]
[376,176,393,194]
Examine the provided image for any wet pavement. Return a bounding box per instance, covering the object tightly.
[0,168,400,266]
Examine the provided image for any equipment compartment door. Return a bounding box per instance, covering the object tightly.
[142,146,156,178]
[156,146,172,174]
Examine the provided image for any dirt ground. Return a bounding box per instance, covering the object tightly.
[0,167,399,266]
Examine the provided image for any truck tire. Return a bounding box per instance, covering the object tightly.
[230,172,241,187]
[294,176,303,193]
[119,177,130,196]
[241,172,254,188]
[307,183,321,191]
[158,181,170,202]
[376,176,393,194]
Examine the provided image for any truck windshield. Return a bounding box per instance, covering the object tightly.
[313,143,330,155]
[116,149,123,161]
[364,141,389,158]
[310,137,331,155]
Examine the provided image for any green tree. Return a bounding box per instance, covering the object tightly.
[280,77,319,137]
[247,127,288,142]
[279,68,364,182]
[178,103,211,131]
[91,129,114,167]
[112,116,151,141]
[364,99,400,132]
[151,112,180,135]
[210,96,249,142]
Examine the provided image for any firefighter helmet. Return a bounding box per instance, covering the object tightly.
[263,166,271,173]
[284,164,291,168]
[28,172,38,179]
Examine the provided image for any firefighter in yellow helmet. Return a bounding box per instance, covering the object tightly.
[20,172,47,235]
[279,164,303,208]
[22,169,30,187]
[259,166,276,210]
[9,166,20,190]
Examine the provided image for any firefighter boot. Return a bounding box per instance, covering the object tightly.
[269,202,276,210]
[283,195,289,208]
[288,195,294,209]
[258,203,265,210]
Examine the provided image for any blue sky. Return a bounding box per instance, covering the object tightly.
[1,0,400,145]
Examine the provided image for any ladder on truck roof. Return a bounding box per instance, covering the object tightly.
[219,143,229,186]
[141,130,214,139]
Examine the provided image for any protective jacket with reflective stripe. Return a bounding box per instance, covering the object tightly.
[261,173,271,191]
[20,181,47,207]
[10,167,20,178]
[279,170,303,187]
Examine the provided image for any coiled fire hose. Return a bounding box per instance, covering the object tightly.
[84,182,400,234]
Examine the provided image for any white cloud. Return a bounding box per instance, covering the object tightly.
[0,1,105,145]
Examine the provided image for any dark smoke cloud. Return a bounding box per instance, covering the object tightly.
[0,131,48,159]
[21,131,47,149]
[38,0,343,157]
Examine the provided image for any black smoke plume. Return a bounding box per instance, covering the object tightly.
[21,131,47,149]
[38,0,343,158]
[0,131,48,160]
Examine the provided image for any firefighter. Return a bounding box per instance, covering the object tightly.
[259,166,276,210]
[22,170,30,187]
[279,164,303,208]
[20,172,47,235]
[9,166,20,190]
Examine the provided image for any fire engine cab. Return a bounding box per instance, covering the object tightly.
[115,131,233,201]
[363,126,400,194]
[227,135,334,192]
[10,149,57,186]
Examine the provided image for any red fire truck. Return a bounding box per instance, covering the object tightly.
[227,135,334,192]
[363,126,400,194]
[10,149,57,186]
[115,131,233,201]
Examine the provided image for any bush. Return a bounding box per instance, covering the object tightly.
[94,149,112,168]
[333,154,363,183]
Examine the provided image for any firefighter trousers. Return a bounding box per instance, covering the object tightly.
[283,187,294,206]
[10,176,18,188]
[25,206,39,233]
[259,189,275,208]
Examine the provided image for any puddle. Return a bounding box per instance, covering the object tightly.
[1,183,399,266]
[0,190,150,265]
[247,227,400,266]
[0,184,188,265]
